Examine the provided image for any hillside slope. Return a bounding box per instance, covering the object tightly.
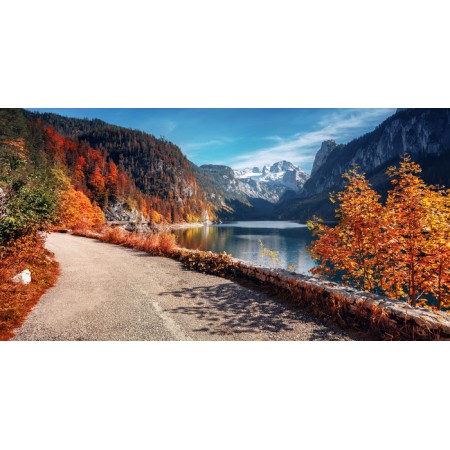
[25,111,215,223]
[276,108,450,220]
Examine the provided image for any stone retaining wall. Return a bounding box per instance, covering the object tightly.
[71,229,450,340]
[173,248,450,340]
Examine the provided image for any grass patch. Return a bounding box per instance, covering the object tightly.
[73,226,178,256]
[0,233,60,340]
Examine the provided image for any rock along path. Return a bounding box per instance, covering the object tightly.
[13,233,353,341]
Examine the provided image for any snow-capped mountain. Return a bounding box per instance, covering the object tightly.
[234,161,309,201]
[199,161,308,205]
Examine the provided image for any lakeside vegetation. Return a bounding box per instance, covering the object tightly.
[308,155,450,312]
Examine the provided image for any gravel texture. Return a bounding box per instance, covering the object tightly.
[12,233,354,341]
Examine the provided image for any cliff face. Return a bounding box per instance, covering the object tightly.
[199,165,255,202]
[302,109,450,199]
[310,140,338,177]
[276,108,450,221]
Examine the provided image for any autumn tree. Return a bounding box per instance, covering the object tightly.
[308,155,450,311]
[383,156,434,306]
[308,167,385,292]
[422,187,450,309]
[56,173,104,230]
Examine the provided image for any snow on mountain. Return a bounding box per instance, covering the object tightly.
[235,161,308,188]
[234,166,262,179]
[199,161,309,205]
[231,160,309,202]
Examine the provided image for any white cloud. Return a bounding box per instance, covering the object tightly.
[183,139,227,150]
[228,108,396,171]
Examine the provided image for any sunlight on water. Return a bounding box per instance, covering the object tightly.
[216,221,308,229]
[173,221,316,274]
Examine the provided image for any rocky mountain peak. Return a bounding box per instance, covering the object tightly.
[310,140,338,177]
[297,108,450,214]
[269,160,296,173]
[200,164,235,179]
[201,160,309,205]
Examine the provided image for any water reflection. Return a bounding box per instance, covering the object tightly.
[173,221,316,274]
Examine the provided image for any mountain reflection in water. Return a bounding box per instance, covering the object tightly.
[172,221,316,274]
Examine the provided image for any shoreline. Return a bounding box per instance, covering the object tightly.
[156,222,206,231]
[69,228,450,340]
[109,219,316,233]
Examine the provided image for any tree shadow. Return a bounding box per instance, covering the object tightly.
[101,246,354,340]
[159,282,351,340]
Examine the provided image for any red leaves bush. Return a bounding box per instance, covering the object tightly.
[0,232,59,340]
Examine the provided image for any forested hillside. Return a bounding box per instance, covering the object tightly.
[25,111,215,223]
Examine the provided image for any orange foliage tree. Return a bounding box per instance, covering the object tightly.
[56,173,104,230]
[382,157,433,305]
[308,155,450,311]
[422,187,450,309]
[308,168,385,292]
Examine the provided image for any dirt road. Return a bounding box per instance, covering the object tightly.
[13,233,353,340]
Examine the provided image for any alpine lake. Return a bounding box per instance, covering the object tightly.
[172,221,316,274]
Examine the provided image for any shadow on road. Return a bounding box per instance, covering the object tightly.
[106,246,352,340]
[158,282,348,339]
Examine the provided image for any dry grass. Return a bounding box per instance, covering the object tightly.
[75,226,178,256]
[0,233,60,340]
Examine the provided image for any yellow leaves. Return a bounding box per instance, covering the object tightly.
[3,138,27,159]
[258,240,281,265]
[149,209,162,224]
[56,173,104,230]
[308,157,450,310]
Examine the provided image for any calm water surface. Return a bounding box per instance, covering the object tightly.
[173,221,316,274]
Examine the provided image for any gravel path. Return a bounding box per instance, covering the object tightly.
[13,233,353,341]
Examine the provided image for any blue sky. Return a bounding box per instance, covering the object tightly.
[30,108,396,172]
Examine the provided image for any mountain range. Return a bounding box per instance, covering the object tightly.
[7,108,450,224]
[234,161,308,199]
[275,108,450,220]
[201,161,308,204]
